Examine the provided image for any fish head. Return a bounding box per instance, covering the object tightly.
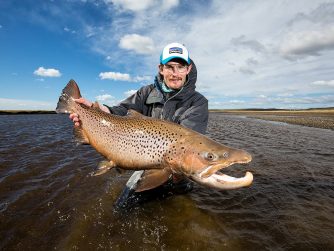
[179,135,253,190]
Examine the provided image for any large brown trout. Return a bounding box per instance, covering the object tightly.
[56,80,253,191]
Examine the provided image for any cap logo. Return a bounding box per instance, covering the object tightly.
[169,47,183,54]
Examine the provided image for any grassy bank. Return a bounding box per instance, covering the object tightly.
[210,108,334,130]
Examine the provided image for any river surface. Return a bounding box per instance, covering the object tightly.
[0,113,333,250]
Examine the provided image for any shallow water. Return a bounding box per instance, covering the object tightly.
[0,113,333,250]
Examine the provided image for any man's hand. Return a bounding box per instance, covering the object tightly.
[68,98,110,127]
[69,98,89,127]
[69,112,81,127]
[75,97,93,107]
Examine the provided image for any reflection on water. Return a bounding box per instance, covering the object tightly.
[0,113,333,250]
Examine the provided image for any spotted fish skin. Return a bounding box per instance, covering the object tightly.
[56,80,253,191]
[76,106,188,170]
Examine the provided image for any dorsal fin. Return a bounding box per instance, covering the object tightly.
[56,79,82,113]
[127,109,146,118]
[135,169,172,192]
[67,79,82,99]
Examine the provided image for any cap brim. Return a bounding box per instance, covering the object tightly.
[161,56,190,65]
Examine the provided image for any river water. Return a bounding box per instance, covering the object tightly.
[0,113,333,250]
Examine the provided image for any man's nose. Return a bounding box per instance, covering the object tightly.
[171,66,178,74]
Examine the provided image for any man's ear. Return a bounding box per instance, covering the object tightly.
[187,64,193,74]
[158,64,164,74]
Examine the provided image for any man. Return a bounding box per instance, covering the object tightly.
[70,42,208,208]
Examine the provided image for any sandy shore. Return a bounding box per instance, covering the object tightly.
[212,109,334,130]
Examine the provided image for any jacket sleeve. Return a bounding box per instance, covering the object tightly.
[178,97,208,134]
[104,86,149,116]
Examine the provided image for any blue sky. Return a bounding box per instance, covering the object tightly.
[0,0,334,110]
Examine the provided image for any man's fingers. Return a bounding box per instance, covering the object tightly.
[74,98,92,107]
[74,98,84,103]
[69,113,81,127]
[69,113,78,119]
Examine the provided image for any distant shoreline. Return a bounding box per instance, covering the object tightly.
[1,108,333,130]
[1,107,333,115]
[0,110,56,115]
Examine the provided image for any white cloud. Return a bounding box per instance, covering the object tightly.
[209,94,334,109]
[94,93,120,106]
[270,95,334,105]
[287,2,334,26]
[64,26,76,34]
[280,25,334,59]
[246,58,259,66]
[231,35,266,53]
[99,71,131,81]
[239,66,255,75]
[132,75,151,82]
[109,0,155,12]
[96,1,334,109]
[108,0,179,12]
[277,93,294,97]
[229,100,245,104]
[124,89,137,97]
[162,0,179,11]
[119,34,155,55]
[99,71,152,83]
[11,0,334,110]
[311,80,334,87]
[95,94,114,101]
[33,67,61,77]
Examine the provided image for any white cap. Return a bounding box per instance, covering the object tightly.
[160,42,190,65]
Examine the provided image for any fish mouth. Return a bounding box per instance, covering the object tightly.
[191,161,253,190]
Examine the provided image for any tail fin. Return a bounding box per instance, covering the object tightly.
[56,79,82,114]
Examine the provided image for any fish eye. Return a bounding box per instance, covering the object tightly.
[204,152,217,161]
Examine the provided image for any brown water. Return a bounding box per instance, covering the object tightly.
[0,113,333,250]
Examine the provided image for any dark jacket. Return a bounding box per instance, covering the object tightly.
[105,60,208,134]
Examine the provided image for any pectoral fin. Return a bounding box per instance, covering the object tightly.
[135,169,172,192]
[92,160,117,176]
[73,127,90,145]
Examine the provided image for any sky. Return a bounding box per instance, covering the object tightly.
[0,0,334,110]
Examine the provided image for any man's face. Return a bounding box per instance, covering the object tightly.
[159,59,192,90]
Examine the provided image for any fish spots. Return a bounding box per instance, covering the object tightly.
[78,110,188,166]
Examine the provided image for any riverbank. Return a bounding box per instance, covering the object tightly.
[212,108,334,130]
[0,110,56,115]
